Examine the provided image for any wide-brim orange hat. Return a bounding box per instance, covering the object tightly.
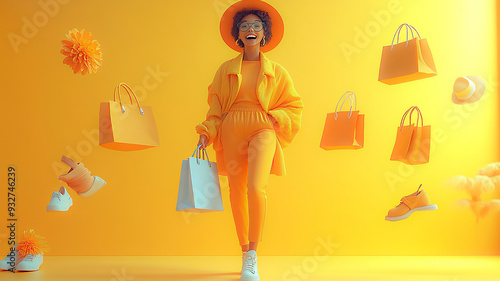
[220,0,284,53]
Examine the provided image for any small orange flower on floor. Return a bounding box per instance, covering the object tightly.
[18,229,49,257]
[61,28,102,75]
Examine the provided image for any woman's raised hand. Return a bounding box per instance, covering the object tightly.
[197,134,208,150]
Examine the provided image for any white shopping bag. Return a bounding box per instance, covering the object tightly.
[176,145,223,213]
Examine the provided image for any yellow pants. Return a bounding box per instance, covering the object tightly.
[220,103,276,246]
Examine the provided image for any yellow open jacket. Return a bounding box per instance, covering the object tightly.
[196,51,303,176]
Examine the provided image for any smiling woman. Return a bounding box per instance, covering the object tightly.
[195,1,303,280]
[232,10,272,51]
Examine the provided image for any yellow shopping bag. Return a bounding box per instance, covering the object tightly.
[379,24,437,85]
[390,106,431,165]
[99,83,160,151]
[320,91,364,150]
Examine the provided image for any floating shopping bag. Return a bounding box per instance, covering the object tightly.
[390,106,431,164]
[320,91,364,150]
[176,145,223,213]
[378,23,437,85]
[99,83,160,151]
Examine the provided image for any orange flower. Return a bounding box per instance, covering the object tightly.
[17,229,49,257]
[61,28,102,75]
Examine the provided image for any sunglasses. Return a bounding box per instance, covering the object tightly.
[237,21,264,32]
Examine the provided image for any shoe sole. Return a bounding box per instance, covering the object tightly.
[78,176,106,198]
[46,203,73,212]
[241,275,260,281]
[16,266,41,271]
[385,204,438,221]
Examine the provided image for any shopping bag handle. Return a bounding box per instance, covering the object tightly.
[400,106,423,128]
[193,144,208,160]
[334,91,357,120]
[113,83,145,115]
[396,23,419,44]
[408,106,423,129]
[390,23,422,51]
[400,106,424,130]
[192,144,212,167]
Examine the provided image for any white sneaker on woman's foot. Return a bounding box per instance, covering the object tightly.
[241,250,259,280]
[241,251,247,273]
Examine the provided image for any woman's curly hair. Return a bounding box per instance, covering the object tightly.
[231,9,272,48]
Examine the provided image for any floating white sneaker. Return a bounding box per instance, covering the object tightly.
[241,250,259,281]
[0,246,18,271]
[47,186,73,211]
[16,254,43,271]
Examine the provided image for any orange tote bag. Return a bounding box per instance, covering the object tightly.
[390,106,430,164]
[99,83,160,151]
[320,91,364,150]
[378,23,437,85]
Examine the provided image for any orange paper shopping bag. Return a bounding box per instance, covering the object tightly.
[390,106,430,164]
[99,83,160,151]
[320,91,364,150]
[379,23,437,85]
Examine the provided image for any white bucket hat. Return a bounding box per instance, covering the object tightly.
[452,76,485,104]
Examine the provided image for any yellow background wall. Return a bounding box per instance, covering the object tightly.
[0,0,498,256]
